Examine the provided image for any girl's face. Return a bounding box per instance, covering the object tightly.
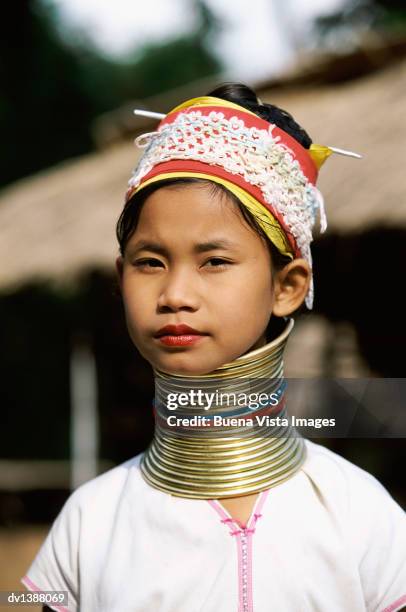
[117,184,277,375]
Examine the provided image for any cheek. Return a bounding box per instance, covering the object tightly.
[218,273,273,328]
[236,263,273,306]
[121,278,149,329]
[250,275,273,323]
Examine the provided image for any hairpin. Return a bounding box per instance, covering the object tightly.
[133,109,166,120]
[327,146,362,159]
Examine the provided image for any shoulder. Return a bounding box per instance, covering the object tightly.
[21,452,148,609]
[66,451,145,512]
[301,439,406,546]
[302,440,406,611]
[303,438,382,482]
[302,439,396,504]
[34,451,148,557]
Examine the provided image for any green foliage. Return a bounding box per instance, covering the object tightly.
[314,0,406,42]
[0,0,222,188]
[119,38,221,99]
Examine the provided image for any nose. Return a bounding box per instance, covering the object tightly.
[157,268,201,313]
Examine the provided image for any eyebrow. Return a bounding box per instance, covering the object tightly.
[128,238,237,257]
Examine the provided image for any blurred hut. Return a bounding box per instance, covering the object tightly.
[1,36,406,518]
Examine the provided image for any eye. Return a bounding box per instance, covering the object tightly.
[204,257,231,269]
[133,258,164,269]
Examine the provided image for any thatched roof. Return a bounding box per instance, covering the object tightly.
[261,57,406,233]
[0,142,134,290]
[0,50,405,290]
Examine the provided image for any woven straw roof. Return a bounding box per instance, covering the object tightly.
[0,55,405,290]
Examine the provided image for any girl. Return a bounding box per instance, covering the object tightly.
[22,83,406,611]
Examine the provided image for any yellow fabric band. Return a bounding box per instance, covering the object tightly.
[169,96,258,117]
[132,172,295,260]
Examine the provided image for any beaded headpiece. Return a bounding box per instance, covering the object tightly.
[125,96,361,309]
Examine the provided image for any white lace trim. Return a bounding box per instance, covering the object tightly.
[127,110,327,309]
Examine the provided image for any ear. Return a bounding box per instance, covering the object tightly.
[115,256,124,292]
[271,258,311,317]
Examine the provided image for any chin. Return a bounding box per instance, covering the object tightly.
[157,363,214,376]
[154,355,223,377]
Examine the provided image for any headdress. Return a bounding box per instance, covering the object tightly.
[126,96,361,309]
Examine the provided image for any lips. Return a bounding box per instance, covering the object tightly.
[154,324,208,347]
[154,324,206,338]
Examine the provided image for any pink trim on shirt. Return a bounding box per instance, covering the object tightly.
[207,490,270,612]
[234,531,244,610]
[21,575,70,612]
[207,488,269,528]
[382,594,406,612]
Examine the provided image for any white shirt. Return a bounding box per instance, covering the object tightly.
[21,439,406,612]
